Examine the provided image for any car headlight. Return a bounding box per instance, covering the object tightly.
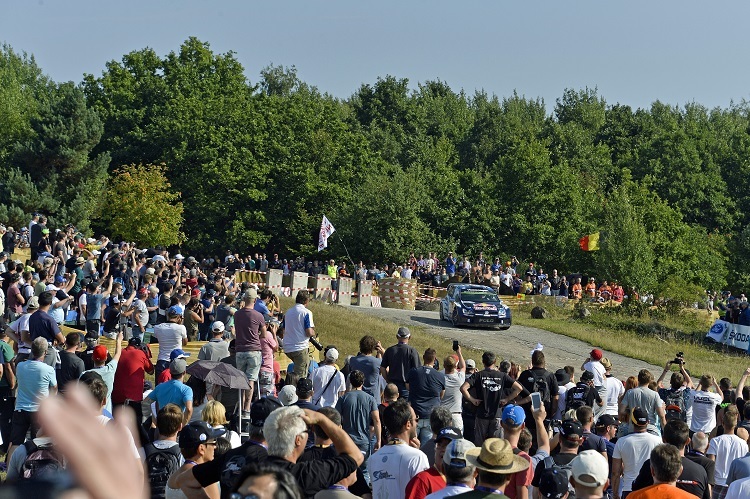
[498,308,506,318]
[459,304,474,316]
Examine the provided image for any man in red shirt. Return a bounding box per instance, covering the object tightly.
[112,336,154,424]
[405,426,463,499]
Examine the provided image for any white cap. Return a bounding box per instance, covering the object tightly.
[211,321,225,333]
[571,450,610,487]
[174,254,184,260]
[325,347,339,362]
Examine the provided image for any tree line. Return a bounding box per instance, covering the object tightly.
[1,38,749,296]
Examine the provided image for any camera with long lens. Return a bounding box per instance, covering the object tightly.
[671,352,685,366]
[310,336,323,351]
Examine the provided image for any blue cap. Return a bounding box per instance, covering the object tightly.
[170,349,191,361]
[501,404,526,426]
[167,305,184,317]
[55,275,66,283]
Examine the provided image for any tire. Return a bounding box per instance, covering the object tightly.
[499,326,510,331]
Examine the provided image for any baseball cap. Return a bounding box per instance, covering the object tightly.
[443,438,475,468]
[501,404,526,426]
[191,287,202,297]
[297,378,314,397]
[631,407,649,427]
[84,332,99,346]
[590,349,603,361]
[397,326,411,338]
[170,358,187,375]
[580,370,594,382]
[243,287,258,302]
[174,254,184,260]
[92,345,108,362]
[560,419,584,439]
[251,397,282,427]
[555,368,570,386]
[435,427,463,443]
[211,321,225,333]
[54,275,66,284]
[128,337,142,347]
[595,414,618,428]
[178,421,226,448]
[279,385,299,406]
[538,468,569,499]
[571,450,610,487]
[168,305,184,317]
[170,349,191,361]
[325,347,339,362]
[465,359,476,369]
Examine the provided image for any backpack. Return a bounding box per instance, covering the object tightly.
[144,443,182,499]
[566,384,590,410]
[663,388,688,422]
[531,371,551,404]
[21,440,65,480]
[542,456,576,499]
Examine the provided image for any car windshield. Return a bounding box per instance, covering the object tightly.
[460,291,500,302]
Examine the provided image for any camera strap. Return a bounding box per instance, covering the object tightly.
[314,367,339,405]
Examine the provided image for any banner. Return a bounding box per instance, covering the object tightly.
[317,215,336,252]
[705,320,750,352]
[579,232,600,251]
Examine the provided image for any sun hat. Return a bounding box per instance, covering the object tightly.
[465,438,530,474]
[279,385,299,406]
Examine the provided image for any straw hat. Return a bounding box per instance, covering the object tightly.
[464,438,530,474]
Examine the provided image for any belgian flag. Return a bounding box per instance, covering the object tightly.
[579,232,600,251]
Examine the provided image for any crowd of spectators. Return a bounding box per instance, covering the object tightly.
[3,218,750,498]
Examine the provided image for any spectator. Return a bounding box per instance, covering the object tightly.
[631,419,709,499]
[145,358,194,424]
[554,367,574,421]
[258,317,279,398]
[595,414,619,498]
[461,351,524,446]
[282,289,316,380]
[406,426,463,499]
[5,337,57,465]
[611,407,663,499]
[578,406,608,459]
[656,363,693,426]
[336,369,381,479]
[233,290,266,412]
[420,407,455,467]
[80,331,123,415]
[112,336,154,424]
[441,346,466,431]
[532,419,583,499]
[628,444,695,499]
[27,291,65,347]
[309,346,345,407]
[501,403,552,499]
[408,348,446,442]
[201,400,241,448]
[371,398,429,497]
[56,332,85,393]
[566,370,604,412]
[518,350,558,450]
[707,407,748,497]
[166,421,225,498]
[348,335,385,404]
[602,358,625,417]
[690,375,723,435]
[619,370,666,434]
[381,326,421,397]
[686,432,716,496]
[583,349,607,416]
[458,438,530,499]
[143,404,184,499]
[84,277,114,337]
[6,295,38,364]
[570,450,611,499]
[231,463,302,499]
[198,321,230,361]
[425,439,477,499]
[152,305,188,382]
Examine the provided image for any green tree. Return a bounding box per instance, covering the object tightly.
[101,163,183,247]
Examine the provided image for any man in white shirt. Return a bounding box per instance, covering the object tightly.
[311,347,346,407]
[583,349,607,418]
[440,345,466,430]
[282,290,316,379]
[152,305,188,383]
[370,398,429,499]
[691,374,724,434]
[554,367,576,420]
[708,407,749,497]
[612,407,662,499]
[425,439,476,499]
[602,358,625,416]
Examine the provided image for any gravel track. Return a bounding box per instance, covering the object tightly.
[347,305,663,379]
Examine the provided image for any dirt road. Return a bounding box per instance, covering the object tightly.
[349,306,663,380]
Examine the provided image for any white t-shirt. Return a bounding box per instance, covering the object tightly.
[282,303,315,353]
[425,484,473,499]
[311,364,346,407]
[690,390,723,433]
[441,371,466,413]
[9,313,32,353]
[605,376,625,416]
[583,360,606,387]
[370,444,429,499]
[153,322,188,362]
[612,431,662,492]
[708,433,749,486]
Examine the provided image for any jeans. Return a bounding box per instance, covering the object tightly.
[474,417,500,446]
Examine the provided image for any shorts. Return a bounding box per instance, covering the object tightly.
[259,370,275,397]
[10,409,39,445]
[236,351,262,382]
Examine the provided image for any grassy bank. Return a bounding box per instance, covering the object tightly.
[513,302,748,382]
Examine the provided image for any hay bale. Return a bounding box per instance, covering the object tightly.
[379,278,418,310]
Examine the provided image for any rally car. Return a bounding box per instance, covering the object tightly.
[439,284,512,329]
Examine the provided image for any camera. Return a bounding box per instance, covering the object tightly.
[671,352,685,366]
[310,336,323,351]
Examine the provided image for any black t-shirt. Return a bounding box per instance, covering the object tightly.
[299,445,370,497]
[265,454,358,498]
[566,383,602,409]
[632,456,708,499]
[193,439,268,499]
[380,343,421,385]
[57,351,85,392]
[407,366,446,418]
[103,307,121,332]
[466,369,516,419]
[531,452,577,486]
[519,367,559,422]
[686,451,716,486]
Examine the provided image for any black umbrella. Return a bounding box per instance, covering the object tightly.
[186,360,250,390]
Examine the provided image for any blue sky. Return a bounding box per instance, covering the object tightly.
[2,1,750,112]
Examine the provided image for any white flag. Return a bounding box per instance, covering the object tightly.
[318,215,336,251]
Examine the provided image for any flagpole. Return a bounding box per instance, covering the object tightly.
[336,232,357,269]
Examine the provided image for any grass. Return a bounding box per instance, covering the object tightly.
[512,300,750,382]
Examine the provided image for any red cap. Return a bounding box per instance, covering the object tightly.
[138,287,148,296]
[92,345,108,362]
[590,349,603,361]
[191,287,202,297]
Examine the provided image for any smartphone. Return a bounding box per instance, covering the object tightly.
[452,340,459,351]
[531,392,542,411]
